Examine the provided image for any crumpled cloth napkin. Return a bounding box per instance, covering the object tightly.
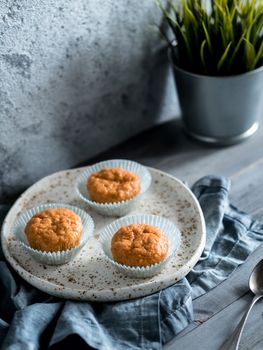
[1,175,263,350]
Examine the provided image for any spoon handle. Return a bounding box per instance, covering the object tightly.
[220,294,262,350]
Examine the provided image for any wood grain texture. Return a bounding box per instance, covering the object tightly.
[78,113,263,350]
[166,245,263,350]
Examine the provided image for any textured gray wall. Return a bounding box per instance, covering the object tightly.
[0,0,179,201]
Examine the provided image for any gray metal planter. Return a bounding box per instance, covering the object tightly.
[169,51,263,145]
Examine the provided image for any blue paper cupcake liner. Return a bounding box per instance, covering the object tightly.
[75,159,152,217]
[13,203,94,265]
[100,214,181,278]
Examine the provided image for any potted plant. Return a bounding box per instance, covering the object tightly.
[158,0,263,145]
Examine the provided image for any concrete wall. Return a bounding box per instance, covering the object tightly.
[0,0,179,201]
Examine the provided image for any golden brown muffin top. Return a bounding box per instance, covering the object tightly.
[24,208,83,252]
[111,224,168,267]
[87,167,140,203]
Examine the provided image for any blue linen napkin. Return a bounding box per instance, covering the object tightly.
[1,175,263,350]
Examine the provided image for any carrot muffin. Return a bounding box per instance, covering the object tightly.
[87,167,140,203]
[111,224,168,267]
[25,208,83,252]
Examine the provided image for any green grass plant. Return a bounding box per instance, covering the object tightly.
[157,0,263,75]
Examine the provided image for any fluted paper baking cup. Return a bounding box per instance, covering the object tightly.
[75,159,152,217]
[13,203,94,265]
[100,214,181,278]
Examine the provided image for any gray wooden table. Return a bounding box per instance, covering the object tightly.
[83,115,263,350]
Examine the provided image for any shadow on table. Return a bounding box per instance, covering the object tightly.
[76,118,221,169]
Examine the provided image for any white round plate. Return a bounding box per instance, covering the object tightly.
[1,166,206,302]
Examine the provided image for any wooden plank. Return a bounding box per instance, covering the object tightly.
[165,248,263,350]
[156,124,263,186]
[165,146,263,348]
[78,116,263,188]
[230,158,263,220]
[166,291,263,350]
[165,243,263,347]
[220,297,263,350]
[78,116,263,203]
[240,303,263,350]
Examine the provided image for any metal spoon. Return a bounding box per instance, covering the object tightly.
[220,259,263,350]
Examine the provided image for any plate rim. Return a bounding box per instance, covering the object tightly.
[1,166,206,301]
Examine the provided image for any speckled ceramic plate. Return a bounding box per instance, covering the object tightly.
[1,166,206,302]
